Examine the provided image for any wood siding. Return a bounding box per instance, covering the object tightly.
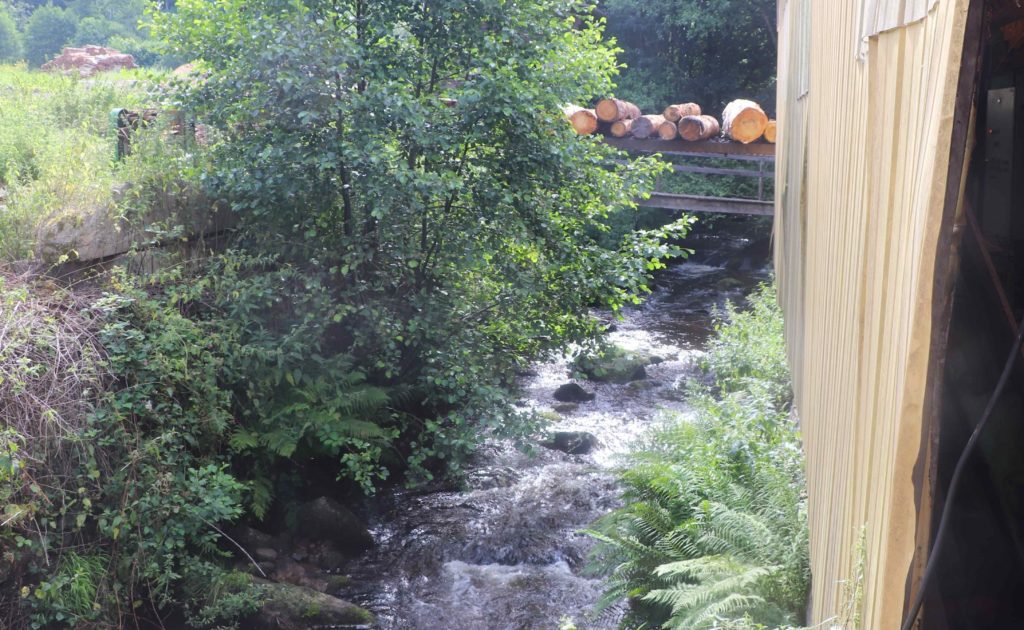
[774,0,971,627]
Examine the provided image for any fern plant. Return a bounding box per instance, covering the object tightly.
[585,284,809,630]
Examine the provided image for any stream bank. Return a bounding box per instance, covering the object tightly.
[334,217,772,629]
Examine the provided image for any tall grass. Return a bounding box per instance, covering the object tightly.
[0,64,162,260]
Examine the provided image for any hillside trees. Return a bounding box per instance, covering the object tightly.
[0,8,18,62]
[152,0,687,505]
[23,4,76,65]
[599,0,777,113]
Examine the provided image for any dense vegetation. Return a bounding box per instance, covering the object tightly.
[599,0,777,115]
[0,1,698,626]
[0,65,162,259]
[585,285,809,629]
[0,0,175,67]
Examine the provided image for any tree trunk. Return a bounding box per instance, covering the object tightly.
[595,98,641,123]
[662,102,701,122]
[721,99,768,144]
[657,119,679,140]
[609,119,633,138]
[630,114,665,139]
[563,105,599,135]
[677,115,720,141]
[763,119,777,143]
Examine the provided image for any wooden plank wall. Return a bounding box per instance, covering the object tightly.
[774,0,971,627]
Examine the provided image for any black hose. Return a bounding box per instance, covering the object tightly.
[900,311,1024,630]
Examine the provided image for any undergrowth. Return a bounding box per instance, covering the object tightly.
[585,283,810,630]
[0,64,166,260]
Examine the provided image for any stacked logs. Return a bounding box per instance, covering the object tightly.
[563,97,776,144]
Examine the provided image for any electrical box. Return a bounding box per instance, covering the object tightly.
[983,87,1015,238]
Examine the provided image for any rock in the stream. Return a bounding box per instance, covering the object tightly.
[573,346,660,384]
[553,402,579,413]
[251,579,375,630]
[295,497,374,553]
[541,431,600,455]
[553,383,595,403]
[231,525,275,550]
[254,547,279,562]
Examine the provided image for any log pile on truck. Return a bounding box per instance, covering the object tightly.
[565,97,776,145]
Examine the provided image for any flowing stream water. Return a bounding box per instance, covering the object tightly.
[339,221,771,630]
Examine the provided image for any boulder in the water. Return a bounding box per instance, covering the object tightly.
[541,431,600,455]
[553,383,595,403]
[294,497,374,552]
[553,402,579,413]
[250,579,375,630]
[573,346,655,383]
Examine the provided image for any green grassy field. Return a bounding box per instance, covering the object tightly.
[0,64,165,260]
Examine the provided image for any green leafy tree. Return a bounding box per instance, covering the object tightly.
[24,4,77,66]
[599,0,777,113]
[0,8,19,62]
[71,15,124,45]
[152,0,689,497]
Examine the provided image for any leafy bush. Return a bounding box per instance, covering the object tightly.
[0,273,260,628]
[23,5,77,66]
[701,284,790,404]
[147,0,689,496]
[585,284,809,630]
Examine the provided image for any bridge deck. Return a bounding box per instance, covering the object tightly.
[603,136,776,216]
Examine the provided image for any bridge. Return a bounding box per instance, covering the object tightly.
[604,136,775,216]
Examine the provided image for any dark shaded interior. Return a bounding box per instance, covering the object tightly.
[924,3,1024,626]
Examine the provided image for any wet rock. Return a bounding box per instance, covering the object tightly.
[271,557,330,593]
[294,497,374,553]
[553,402,579,414]
[627,380,656,391]
[250,579,375,630]
[541,431,600,455]
[230,525,275,550]
[553,383,595,403]
[254,547,279,562]
[573,346,654,383]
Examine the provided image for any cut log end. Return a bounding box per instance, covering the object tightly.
[657,120,679,140]
[610,119,633,138]
[678,115,720,142]
[662,102,701,122]
[595,98,641,123]
[630,114,666,139]
[564,105,599,135]
[722,99,768,144]
[763,119,777,143]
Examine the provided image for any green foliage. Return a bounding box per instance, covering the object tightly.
[146,0,689,495]
[1,275,259,628]
[71,15,125,45]
[585,284,809,630]
[700,284,790,404]
[0,8,20,62]
[600,0,777,114]
[23,4,77,66]
[0,65,158,259]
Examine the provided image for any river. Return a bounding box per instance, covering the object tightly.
[339,219,772,630]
